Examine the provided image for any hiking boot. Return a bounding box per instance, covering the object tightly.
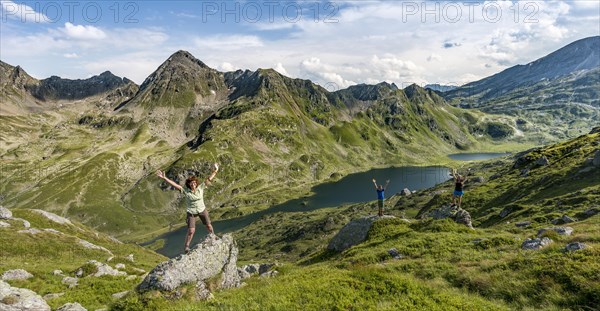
[184,247,191,254]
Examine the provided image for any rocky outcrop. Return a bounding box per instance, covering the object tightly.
[138,234,240,293]
[0,280,50,311]
[76,260,126,278]
[0,221,10,228]
[400,188,411,196]
[1,269,33,281]
[428,204,474,229]
[522,237,553,250]
[327,215,396,252]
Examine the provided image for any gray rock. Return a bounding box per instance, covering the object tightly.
[520,168,530,177]
[126,254,134,262]
[593,150,600,167]
[260,270,279,278]
[515,221,531,228]
[52,270,64,276]
[454,208,474,229]
[579,208,599,218]
[258,263,274,275]
[428,205,473,229]
[0,207,12,219]
[522,237,553,250]
[387,248,403,259]
[56,302,87,311]
[111,291,129,299]
[2,269,33,281]
[400,188,411,196]
[115,264,126,270]
[82,260,126,277]
[327,215,395,252]
[42,293,64,300]
[536,156,550,166]
[32,210,72,225]
[125,275,138,281]
[432,190,447,196]
[61,277,78,288]
[551,215,576,225]
[322,217,337,231]
[471,176,485,183]
[0,280,50,311]
[194,282,213,301]
[499,207,512,218]
[78,239,112,255]
[138,234,240,292]
[18,228,42,234]
[44,228,62,234]
[0,221,10,228]
[538,227,574,237]
[564,242,588,252]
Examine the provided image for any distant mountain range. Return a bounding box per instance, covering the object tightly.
[424,84,457,92]
[0,37,598,238]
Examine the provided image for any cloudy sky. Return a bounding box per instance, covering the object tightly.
[1,0,599,90]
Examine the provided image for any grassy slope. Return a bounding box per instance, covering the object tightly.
[113,132,599,310]
[0,209,165,310]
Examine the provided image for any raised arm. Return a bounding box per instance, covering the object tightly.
[451,168,458,180]
[384,179,390,189]
[156,170,183,191]
[372,178,378,189]
[204,163,219,186]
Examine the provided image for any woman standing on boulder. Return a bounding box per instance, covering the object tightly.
[451,168,467,208]
[156,163,219,254]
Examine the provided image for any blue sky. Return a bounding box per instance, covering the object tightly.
[1,0,599,89]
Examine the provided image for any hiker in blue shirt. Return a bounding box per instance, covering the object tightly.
[372,178,390,216]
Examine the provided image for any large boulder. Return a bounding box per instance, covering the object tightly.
[564,242,587,252]
[327,215,395,252]
[0,280,50,311]
[522,237,553,250]
[138,234,240,292]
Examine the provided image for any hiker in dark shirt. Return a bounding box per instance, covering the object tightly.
[451,169,467,208]
[372,178,390,216]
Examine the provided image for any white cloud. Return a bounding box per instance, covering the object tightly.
[219,62,237,72]
[61,22,107,40]
[193,35,264,51]
[63,53,79,59]
[1,0,48,23]
[274,63,290,76]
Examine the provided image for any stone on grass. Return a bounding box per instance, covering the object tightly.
[0,207,12,219]
[551,215,576,225]
[515,221,531,228]
[61,277,78,288]
[327,215,395,252]
[564,242,588,252]
[537,227,574,237]
[388,248,403,259]
[111,291,129,299]
[56,302,87,311]
[536,156,550,166]
[522,237,553,250]
[0,221,10,228]
[32,210,72,225]
[2,269,33,281]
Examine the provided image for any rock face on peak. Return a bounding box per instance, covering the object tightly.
[119,50,228,112]
[138,234,240,292]
[27,71,134,101]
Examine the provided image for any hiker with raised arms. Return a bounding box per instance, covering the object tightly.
[450,168,467,208]
[156,163,219,254]
[372,178,390,217]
